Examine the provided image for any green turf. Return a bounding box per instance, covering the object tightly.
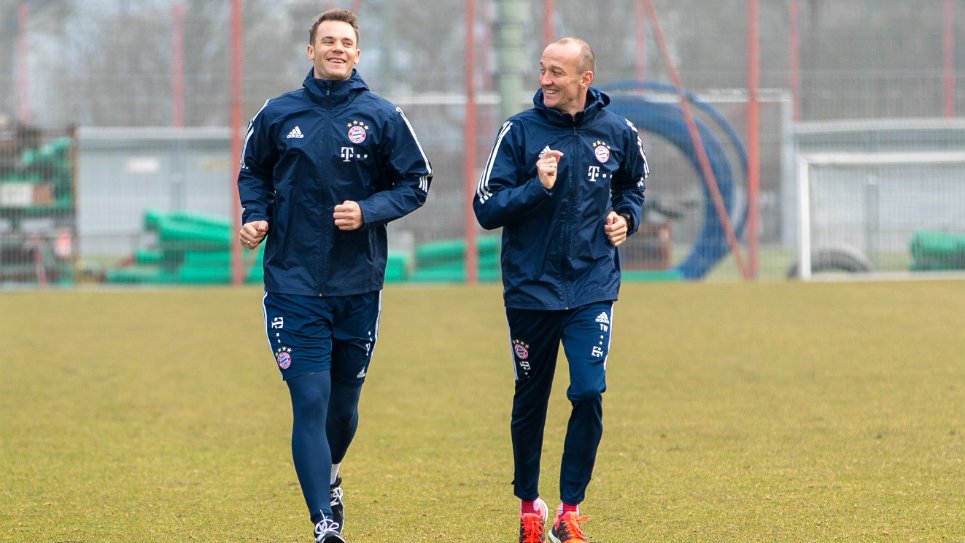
[1,281,963,542]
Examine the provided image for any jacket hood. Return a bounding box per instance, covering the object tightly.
[302,68,369,104]
[533,86,610,125]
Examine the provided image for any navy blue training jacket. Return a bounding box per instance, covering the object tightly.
[238,69,432,296]
[474,87,649,310]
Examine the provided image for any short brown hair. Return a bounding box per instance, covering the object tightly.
[554,37,595,74]
[309,9,360,45]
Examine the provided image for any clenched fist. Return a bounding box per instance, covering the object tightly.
[537,148,564,190]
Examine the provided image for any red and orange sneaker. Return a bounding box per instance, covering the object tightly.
[518,498,548,543]
[519,512,546,543]
[548,511,590,543]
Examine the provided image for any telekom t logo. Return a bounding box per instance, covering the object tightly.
[340,147,355,162]
[587,165,601,183]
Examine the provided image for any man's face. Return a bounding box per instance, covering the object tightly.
[307,20,360,81]
[539,42,591,115]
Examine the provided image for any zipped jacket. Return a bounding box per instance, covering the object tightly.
[474,87,648,310]
[239,69,432,296]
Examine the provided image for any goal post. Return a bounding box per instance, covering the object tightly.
[795,151,965,280]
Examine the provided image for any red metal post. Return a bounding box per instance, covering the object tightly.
[746,0,760,279]
[634,0,648,81]
[789,0,800,120]
[172,3,185,128]
[17,2,30,123]
[543,0,555,45]
[482,1,493,92]
[464,0,479,284]
[642,0,750,279]
[31,235,47,288]
[230,0,245,285]
[944,0,955,117]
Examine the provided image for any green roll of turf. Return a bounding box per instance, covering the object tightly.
[183,251,232,266]
[158,219,232,246]
[384,267,405,283]
[144,210,232,232]
[621,269,685,281]
[182,248,265,267]
[177,265,230,284]
[0,174,42,184]
[134,248,163,265]
[246,265,264,283]
[105,266,176,284]
[385,252,408,282]
[408,265,501,283]
[478,252,501,268]
[178,258,265,284]
[143,209,166,231]
[414,236,501,266]
[166,211,232,229]
[909,230,965,270]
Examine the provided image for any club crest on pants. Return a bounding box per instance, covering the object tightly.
[513,339,530,360]
[275,346,293,369]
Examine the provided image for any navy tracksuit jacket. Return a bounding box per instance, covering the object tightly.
[238,69,432,297]
[474,87,648,310]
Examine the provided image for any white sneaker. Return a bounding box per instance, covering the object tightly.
[314,517,345,543]
[330,476,344,533]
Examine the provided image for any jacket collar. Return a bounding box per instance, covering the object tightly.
[303,68,369,105]
[533,86,610,126]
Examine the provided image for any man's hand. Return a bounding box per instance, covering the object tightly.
[334,200,364,231]
[604,211,628,247]
[239,220,269,250]
[537,148,564,190]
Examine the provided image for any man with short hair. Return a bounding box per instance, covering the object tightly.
[238,8,432,543]
[474,37,649,543]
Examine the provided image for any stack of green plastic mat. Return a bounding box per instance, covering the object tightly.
[107,209,411,285]
[106,210,263,284]
[409,236,501,282]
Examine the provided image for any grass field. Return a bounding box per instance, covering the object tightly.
[1,280,963,542]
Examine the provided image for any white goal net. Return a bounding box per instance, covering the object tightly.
[795,152,965,279]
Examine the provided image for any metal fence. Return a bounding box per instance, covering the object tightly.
[1,0,963,287]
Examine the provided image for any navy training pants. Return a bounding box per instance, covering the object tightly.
[506,301,613,506]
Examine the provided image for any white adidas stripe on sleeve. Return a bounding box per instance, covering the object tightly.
[396,107,432,192]
[476,121,513,204]
[240,98,271,168]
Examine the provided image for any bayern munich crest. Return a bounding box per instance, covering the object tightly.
[592,140,611,163]
[513,339,530,360]
[275,346,292,369]
[347,120,368,144]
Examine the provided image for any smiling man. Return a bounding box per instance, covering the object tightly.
[474,37,649,543]
[237,8,432,543]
